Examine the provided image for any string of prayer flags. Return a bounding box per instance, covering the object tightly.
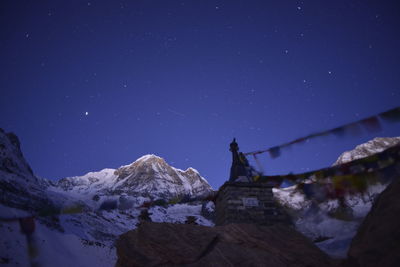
[244,106,400,158]
[254,144,400,203]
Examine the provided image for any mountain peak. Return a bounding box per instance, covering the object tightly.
[136,154,163,162]
[56,153,213,199]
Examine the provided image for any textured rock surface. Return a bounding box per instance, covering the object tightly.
[0,128,50,212]
[345,176,400,267]
[116,222,335,267]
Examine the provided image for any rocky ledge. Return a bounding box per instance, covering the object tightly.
[116,222,335,267]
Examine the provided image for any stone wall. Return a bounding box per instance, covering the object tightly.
[215,182,290,226]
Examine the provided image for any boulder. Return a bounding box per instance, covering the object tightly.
[345,176,400,267]
[116,222,335,267]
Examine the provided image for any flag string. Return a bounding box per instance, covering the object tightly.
[244,106,400,158]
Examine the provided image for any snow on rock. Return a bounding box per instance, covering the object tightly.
[150,203,214,227]
[273,186,310,211]
[333,137,400,165]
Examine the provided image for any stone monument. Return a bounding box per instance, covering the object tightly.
[215,139,291,226]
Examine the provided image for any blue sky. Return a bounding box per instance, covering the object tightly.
[1,1,399,188]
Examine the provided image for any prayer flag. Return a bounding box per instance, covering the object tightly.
[379,107,400,122]
[360,116,382,133]
[332,126,346,137]
[343,122,363,137]
[269,146,281,158]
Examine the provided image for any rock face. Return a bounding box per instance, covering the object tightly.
[0,128,35,181]
[345,176,400,267]
[0,128,52,212]
[116,222,335,267]
[57,154,213,200]
[333,137,400,165]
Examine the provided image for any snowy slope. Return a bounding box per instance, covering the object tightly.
[0,204,117,267]
[0,201,214,267]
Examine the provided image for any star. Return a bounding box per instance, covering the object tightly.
[85,111,89,116]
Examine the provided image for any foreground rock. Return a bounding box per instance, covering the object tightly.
[345,176,400,267]
[116,222,335,267]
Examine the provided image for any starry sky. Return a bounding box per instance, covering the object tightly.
[1,1,399,189]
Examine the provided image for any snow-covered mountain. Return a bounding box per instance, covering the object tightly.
[0,129,215,266]
[333,137,400,165]
[273,136,400,258]
[55,154,213,200]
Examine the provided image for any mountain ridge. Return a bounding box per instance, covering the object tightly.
[55,153,213,200]
[333,137,400,165]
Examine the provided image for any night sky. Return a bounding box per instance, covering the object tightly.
[1,1,399,189]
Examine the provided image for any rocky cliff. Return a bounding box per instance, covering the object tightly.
[0,128,53,212]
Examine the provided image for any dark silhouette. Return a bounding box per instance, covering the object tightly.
[229,138,249,182]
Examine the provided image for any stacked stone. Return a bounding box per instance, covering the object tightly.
[215,182,290,226]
